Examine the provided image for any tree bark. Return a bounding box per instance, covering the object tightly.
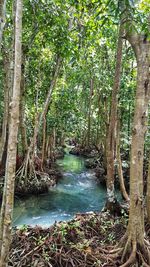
[0,0,22,265]
[116,115,129,202]
[0,8,15,166]
[87,78,93,147]
[19,52,28,156]
[0,0,6,50]
[49,134,55,162]
[39,56,62,125]
[41,115,46,166]
[119,31,150,267]
[106,23,123,211]
[0,50,9,165]
[146,157,150,223]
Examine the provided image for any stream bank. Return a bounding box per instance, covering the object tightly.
[8,152,130,267]
[9,212,129,267]
[0,146,65,200]
[13,152,107,227]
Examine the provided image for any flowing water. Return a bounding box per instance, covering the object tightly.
[13,153,107,227]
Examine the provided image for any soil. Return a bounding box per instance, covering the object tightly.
[8,212,128,267]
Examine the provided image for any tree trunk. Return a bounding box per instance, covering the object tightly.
[118,32,150,267]
[0,51,9,165]
[116,114,129,202]
[0,0,6,49]
[0,0,22,265]
[146,157,150,223]
[106,24,123,211]
[60,131,65,147]
[32,55,62,159]
[39,56,62,125]
[49,134,55,162]
[19,53,28,156]
[46,135,50,158]
[53,127,56,150]
[17,56,62,179]
[41,115,46,166]
[87,78,93,147]
[0,20,15,166]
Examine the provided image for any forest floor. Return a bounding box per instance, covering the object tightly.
[8,211,140,267]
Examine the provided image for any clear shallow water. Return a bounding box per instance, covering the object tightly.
[13,153,107,227]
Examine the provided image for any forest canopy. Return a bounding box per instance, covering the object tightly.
[0,0,150,266]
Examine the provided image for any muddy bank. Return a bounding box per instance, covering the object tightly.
[0,162,63,200]
[15,167,63,197]
[69,145,99,158]
[0,146,66,199]
[9,212,128,267]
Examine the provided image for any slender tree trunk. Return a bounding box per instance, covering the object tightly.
[0,51,9,164]
[103,97,109,170]
[31,55,62,158]
[46,135,50,158]
[60,131,65,147]
[96,95,101,147]
[53,127,56,150]
[116,114,129,202]
[0,0,6,49]
[106,23,123,211]
[0,11,15,166]
[49,134,55,162]
[47,128,56,162]
[33,56,62,155]
[128,101,131,140]
[146,157,150,223]
[17,56,62,179]
[41,115,46,166]
[87,78,93,147]
[0,56,14,169]
[19,53,28,156]
[0,0,22,266]
[39,56,62,125]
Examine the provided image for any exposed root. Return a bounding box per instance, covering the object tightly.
[138,252,150,267]
[121,236,132,262]
[102,247,123,254]
[106,234,150,267]
[8,213,150,267]
[140,244,150,266]
[120,241,136,267]
[117,232,128,248]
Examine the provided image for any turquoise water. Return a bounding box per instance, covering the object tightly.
[13,153,107,227]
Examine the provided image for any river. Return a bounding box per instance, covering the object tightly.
[13,152,107,227]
